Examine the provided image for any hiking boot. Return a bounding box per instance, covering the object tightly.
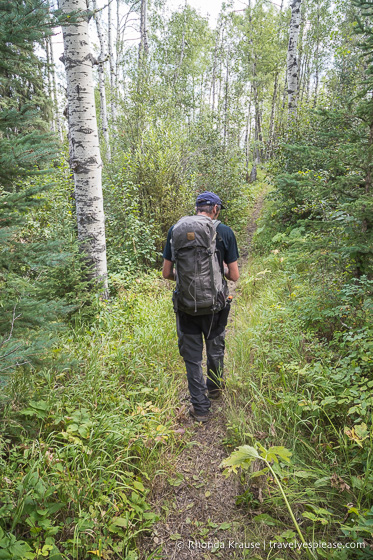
[189,406,210,423]
[207,389,222,400]
[207,381,225,400]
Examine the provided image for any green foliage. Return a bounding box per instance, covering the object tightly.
[226,223,373,554]
[0,276,183,559]
[0,163,99,375]
[0,0,104,377]
[0,1,58,186]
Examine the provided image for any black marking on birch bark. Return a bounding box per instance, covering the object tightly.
[75,126,94,134]
[77,213,103,225]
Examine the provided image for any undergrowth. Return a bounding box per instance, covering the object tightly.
[0,273,184,560]
[224,202,373,559]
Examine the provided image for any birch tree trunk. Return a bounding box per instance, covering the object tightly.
[173,0,187,86]
[211,19,222,113]
[267,73,278,158]
[139,0,149,62]
[115,0,120,93]
[60,0,108,292]
[108,0,116,124]
[287,0,302,125]
[93,0,111,160]
[244,98,252,181]
[223,51,229,149]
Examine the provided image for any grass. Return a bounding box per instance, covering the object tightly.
[0,272,185,560]
[223,213,373,558]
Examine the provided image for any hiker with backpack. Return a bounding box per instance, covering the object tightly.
[162,191,239,423]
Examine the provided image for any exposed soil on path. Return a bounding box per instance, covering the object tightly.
[141,191,268,560]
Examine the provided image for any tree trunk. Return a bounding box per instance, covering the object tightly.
[223,51,229,149]
[313,6,320,108]
[287,0,302,125]
[244,98,251,182]
[108,0,116,124]
[211,19,221,113]
[267,72,278,158]
[139,0,149,62]
[115,0,120,94]
[249,164,257,182]
[60,0,108,293]
[45,37,54,132]
[49,37,63,141]
[173,0,187,85]
[93,0,111,160]
[252,62,262,163]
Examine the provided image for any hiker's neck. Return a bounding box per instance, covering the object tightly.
[196,211,220,220]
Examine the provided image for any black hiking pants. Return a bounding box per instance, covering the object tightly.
[176,303,231,415]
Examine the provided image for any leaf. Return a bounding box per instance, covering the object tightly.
[220,445,259,473]
[133,480,145,492]
[250,467,269,478]
[302,512,329,525]
[205,491,211,498]
[264,446,292,464]
[20,400,49,419]
[293,470,314,479]
[218,522,231,530]
[169,533,182,540]
[168,476,184,487]
[254,513,283,527]
[111,517,128,528]
[281,529,297,540]
[143,512,158,521]
[314,477,330,487]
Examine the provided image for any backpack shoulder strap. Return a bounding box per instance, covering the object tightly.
[212,220,222,242]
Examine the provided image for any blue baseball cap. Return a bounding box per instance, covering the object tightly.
[196,191,225,209]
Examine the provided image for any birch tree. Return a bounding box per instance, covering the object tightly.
[60,0,108,292]
[108,0,116,123]
[287,0,302,124]
[93,0,111,160]
[139,0,149,62]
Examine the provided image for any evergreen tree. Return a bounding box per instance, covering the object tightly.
[270,0,372,279]
[0,1,88,375]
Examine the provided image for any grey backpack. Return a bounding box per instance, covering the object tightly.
[171,215,228,315]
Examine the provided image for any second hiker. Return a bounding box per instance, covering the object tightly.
[162,191,239,423]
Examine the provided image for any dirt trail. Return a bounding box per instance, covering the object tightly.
[142,192,267,560]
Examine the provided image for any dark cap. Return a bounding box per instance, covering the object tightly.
[196,191,225,209]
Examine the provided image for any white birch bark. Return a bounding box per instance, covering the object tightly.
[287,0,302,124]
[60,0,108,292]
[211,18,222,113]
[108,0,116,124]
[173,0,187,85]
[93,0,111,160]
[139,0,149,62]
[223,52,229,148]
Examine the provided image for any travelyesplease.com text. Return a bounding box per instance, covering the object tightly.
[176,539,366,551]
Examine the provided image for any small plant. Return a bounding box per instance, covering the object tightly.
[221,443,317,560]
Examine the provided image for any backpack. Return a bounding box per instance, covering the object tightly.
[171,215,228,315]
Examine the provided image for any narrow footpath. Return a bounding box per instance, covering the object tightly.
[142,191,268,560]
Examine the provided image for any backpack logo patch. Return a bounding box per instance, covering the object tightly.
[187,232,195,240]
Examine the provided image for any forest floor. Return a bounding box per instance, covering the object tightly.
[141,191,268,560]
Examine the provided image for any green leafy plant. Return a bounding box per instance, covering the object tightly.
[221,443,317,559]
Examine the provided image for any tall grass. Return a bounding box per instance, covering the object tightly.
[224,240,372,558]
[0,273,184,560]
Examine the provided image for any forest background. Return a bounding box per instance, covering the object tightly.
[0,0,372,558]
